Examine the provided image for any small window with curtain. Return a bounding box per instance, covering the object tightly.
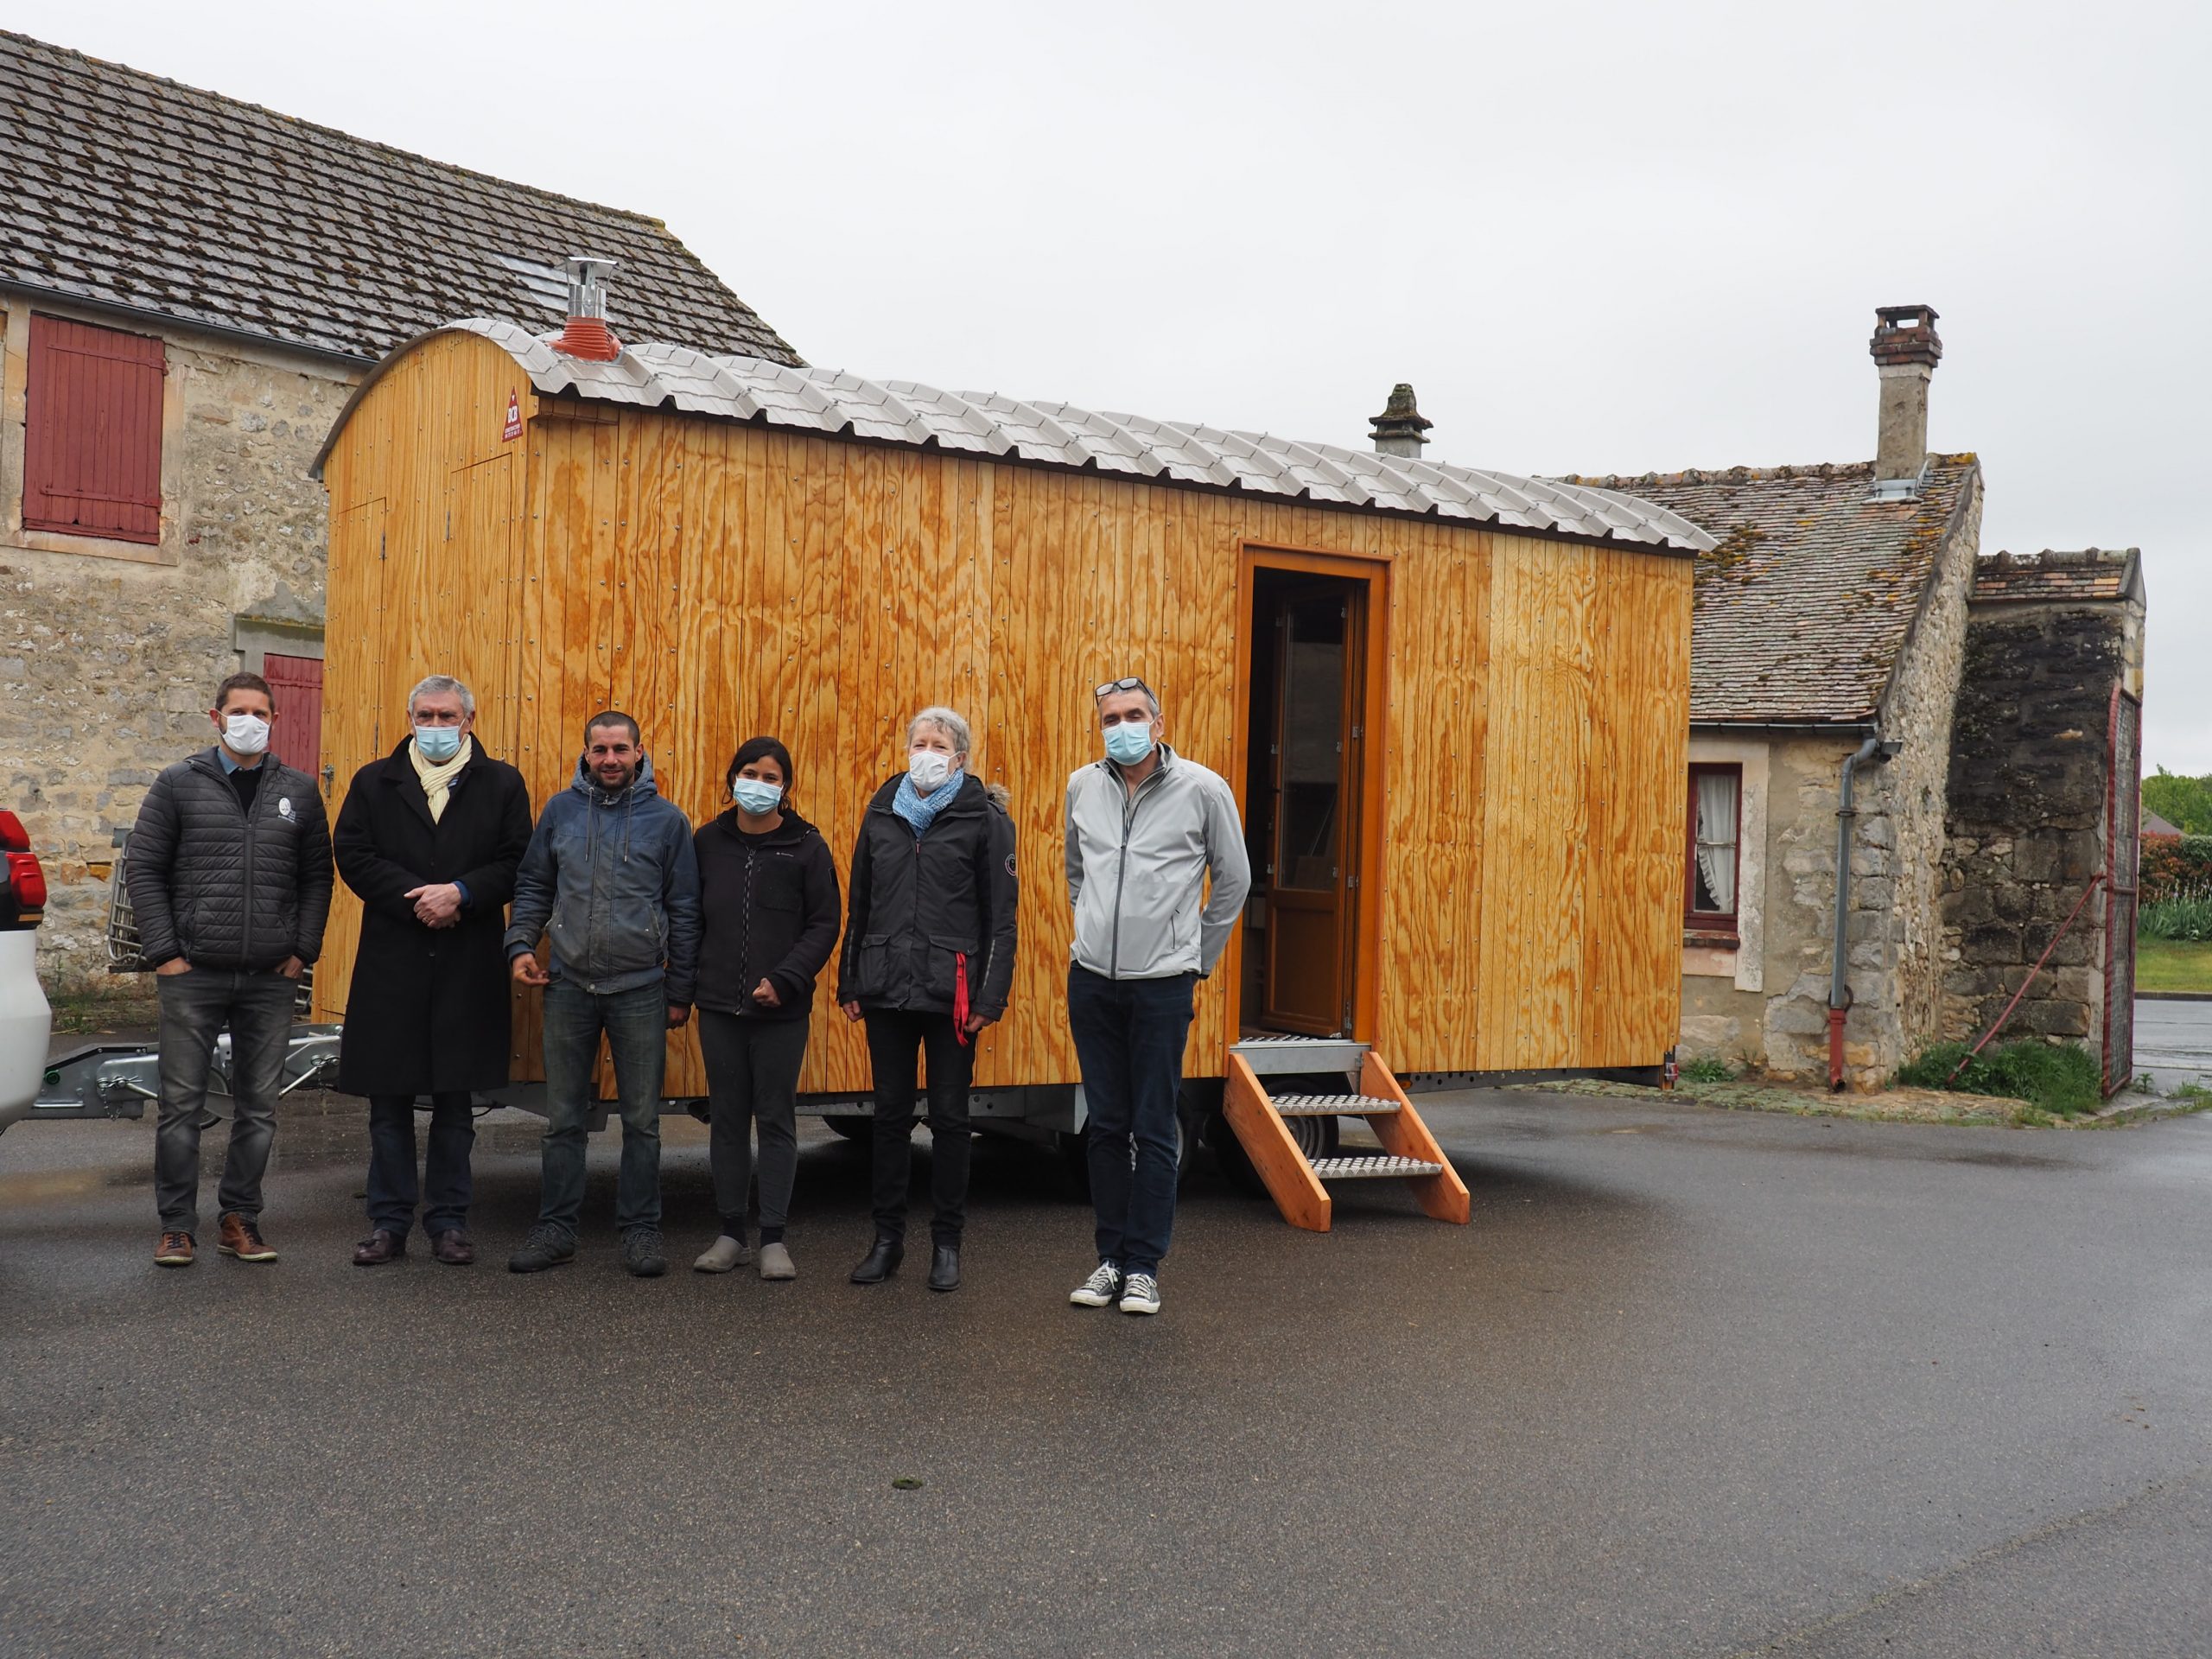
[1686,763,1741,934]
[22,315,166,546]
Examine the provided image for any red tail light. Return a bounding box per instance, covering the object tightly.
[7,851,46,912]
[0,810,29,853]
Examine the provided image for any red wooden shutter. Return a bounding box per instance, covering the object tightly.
[264,653,323,775]
[22,315,166,545]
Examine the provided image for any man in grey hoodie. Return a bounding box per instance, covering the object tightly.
[1063,677,1249,1316]
[504,711,701,1277]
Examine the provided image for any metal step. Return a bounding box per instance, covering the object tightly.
[1231,1033,1370,1077]
[1309,1154,1446,1180]
[1267,1093,1401,1116]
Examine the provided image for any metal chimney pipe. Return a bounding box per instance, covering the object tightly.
[551,255,622,361]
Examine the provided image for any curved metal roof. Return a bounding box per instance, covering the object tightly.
[318,318,1715,555]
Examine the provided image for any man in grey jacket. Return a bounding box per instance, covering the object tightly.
[1064,677,1249,1316]
[129,671,333,1268]
[503,711,701,1277]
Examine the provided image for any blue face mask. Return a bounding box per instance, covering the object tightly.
[1103,718,1155,766]
[414,724,463,763]
[731,777,784,816]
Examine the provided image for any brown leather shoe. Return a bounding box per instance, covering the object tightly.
[353,1228,406,1266]
[155,1230,194,1268]
[217,1212,277,1262]
[431,1229,475,1267]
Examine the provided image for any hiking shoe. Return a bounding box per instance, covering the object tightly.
[693,1235,753,1274]
[623,1227,669,1278]
[217,1213,277,1262]
[155,1230,195,1268]
[758,1242,797,1281]
[1070,1262,1122,1307]
[1118,1272,1161,1315]
[507,1224,575,1274]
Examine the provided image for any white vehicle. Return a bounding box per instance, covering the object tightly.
[0,809,53,1135]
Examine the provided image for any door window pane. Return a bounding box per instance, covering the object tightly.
[1277,598,1344,890]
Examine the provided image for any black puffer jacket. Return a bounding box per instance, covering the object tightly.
[126,749,334,971]
[692,806,841,1020]
[836,773,1017,1019]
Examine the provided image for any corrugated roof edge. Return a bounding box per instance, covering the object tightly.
[312,320,1718,556]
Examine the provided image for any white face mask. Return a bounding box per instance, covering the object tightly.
[907,748,956,793]
[222,713,271,756]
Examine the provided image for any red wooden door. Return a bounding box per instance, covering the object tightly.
[265,653,323,776]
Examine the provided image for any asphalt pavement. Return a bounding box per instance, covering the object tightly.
[3,1088,2209,1658]
[2137,996,2212,1092]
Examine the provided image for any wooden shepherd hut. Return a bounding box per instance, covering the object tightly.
[310,270,1713,1224]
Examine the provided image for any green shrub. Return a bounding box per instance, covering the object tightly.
[1679,1055,1734,1084]
[2140,836,2212,902]
[2139,885,2212,943]
[1897,1038,2104,1116]
[2143,768,2212,836]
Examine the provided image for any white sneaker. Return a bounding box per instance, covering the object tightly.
[693,1235,753,1274]
[1117,1272,1161,1315]
[1069,1261,1123,1307]
[758,1242,797,1281]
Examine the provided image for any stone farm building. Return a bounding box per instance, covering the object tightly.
[0,30,798,988]
[1566,308,2146,1091]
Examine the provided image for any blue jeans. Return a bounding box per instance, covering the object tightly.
[537,978,668,1239]
[153,968,298,1233]
[366,1092,475,1236]
[1068,964,1196,1278]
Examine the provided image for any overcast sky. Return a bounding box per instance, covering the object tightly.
[26,0,2209,770]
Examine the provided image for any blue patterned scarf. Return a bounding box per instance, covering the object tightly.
[892,769,963,838]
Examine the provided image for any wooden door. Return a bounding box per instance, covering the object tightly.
[264,652,323,776]
[1262,581,1365,1035]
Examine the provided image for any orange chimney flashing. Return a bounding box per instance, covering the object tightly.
[550,316,622,362]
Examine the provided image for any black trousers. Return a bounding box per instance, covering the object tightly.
[863,1008,975,1246]
[697,1009,809,1238]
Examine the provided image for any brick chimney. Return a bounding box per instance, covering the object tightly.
[1869,304,1941,489]
[1369,383,1432,459]
[551,255,622,361]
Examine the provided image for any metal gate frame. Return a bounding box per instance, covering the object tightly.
[2101,687,2142,1095]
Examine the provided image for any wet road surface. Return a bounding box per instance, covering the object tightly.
[2137,997,2212,1092]
[3,1090,2209,1657]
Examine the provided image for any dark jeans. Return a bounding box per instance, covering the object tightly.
[1069,964,1197,1278]
[538,978,668,1240]
[863,1007,975,1246]
[697,1010,809,1239]
[153,968,299,1233]
[366,1092,475,1236]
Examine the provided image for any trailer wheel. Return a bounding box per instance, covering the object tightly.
[1210,1107,1339,1195]
[822,1114,872,1142]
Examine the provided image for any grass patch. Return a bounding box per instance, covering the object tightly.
[2139,886,2212,944]
[46,982,159,1035]
[1678,1055,1735,1084]
[1896,1038,2103,1116]
[2137,937,2212,995]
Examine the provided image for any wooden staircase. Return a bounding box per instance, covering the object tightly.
[1224,1042,1471,1232]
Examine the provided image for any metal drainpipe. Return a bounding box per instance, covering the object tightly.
[1829,734,1902,1090]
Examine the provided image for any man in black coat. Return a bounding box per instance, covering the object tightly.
[334,674,531,1267]
[128,671,333,1268]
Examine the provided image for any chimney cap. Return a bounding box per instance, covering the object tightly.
[1871,304,1942,369]
[1370,382,1433,455]
[552,254,623,361]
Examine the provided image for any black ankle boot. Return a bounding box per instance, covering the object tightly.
[928,1243,961,1292]
[849,1236,904,1284]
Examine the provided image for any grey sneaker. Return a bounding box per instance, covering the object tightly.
[507,1224,575,1274]
[1070,1261,1122,1307]
[623,1226,668,1278]
[1118,1271,1161,1315]
[693,1235,753,1274]
[758,1242,797,1281]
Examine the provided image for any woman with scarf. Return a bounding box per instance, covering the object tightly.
[837,706,1017,1293]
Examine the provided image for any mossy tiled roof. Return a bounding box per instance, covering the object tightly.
[0,30,798,365]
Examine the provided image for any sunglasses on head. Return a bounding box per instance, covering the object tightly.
[1094,676,1152,701]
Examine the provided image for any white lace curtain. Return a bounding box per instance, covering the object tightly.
[1694,772,1739,914]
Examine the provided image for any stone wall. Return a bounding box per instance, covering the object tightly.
[1678,473,1983,1090]
[0,296,356,991]
[1939,597,2138,1055]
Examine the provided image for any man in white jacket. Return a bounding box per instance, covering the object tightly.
[1063,677,1250,1316]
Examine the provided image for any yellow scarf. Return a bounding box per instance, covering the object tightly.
[408,734,474,823]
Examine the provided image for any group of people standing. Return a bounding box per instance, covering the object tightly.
[126,671,1249,1315]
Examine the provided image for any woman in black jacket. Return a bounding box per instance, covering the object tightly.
[837,705,1017,1293]
[691,737,841,1281]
